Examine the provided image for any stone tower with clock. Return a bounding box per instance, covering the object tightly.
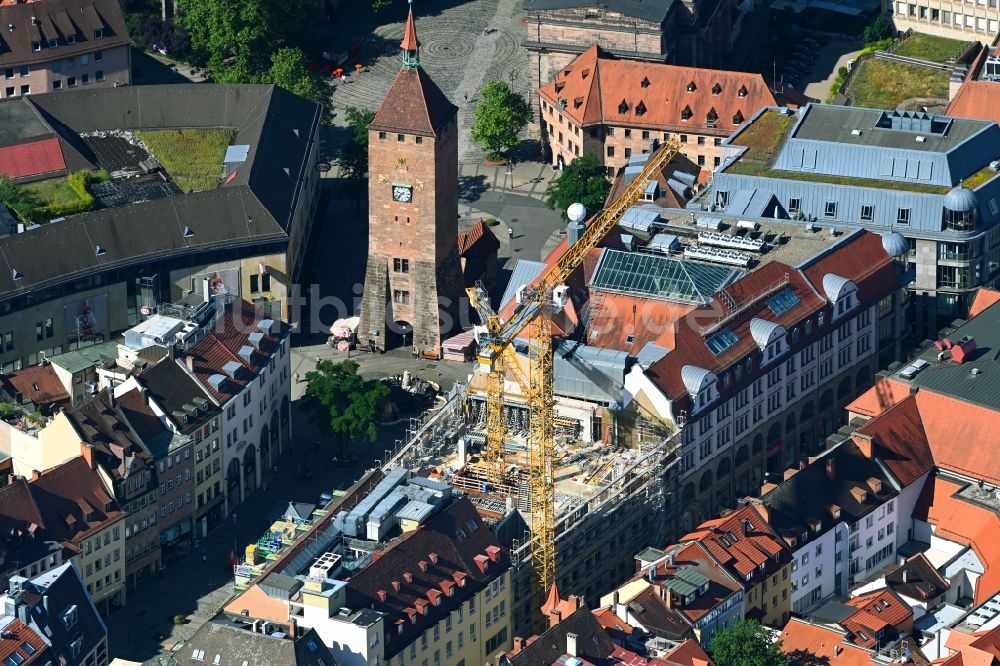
[358,4,462,356]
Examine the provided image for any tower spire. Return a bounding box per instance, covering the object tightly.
[401,0,420,70]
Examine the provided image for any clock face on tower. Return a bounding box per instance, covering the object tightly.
[392,185,413,203]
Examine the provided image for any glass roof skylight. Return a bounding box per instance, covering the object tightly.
[767,288,800,316]
[706,328,739,355]
[591,249,738,304]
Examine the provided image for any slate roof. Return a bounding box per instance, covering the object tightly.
[0,85,320,301]
[135,356,219,436]
[540,46,782,135]
[0,138,66,179]
[759,439,899,545]
[164,622,335,666]
[345,496,510,660]
[644,541,744,627]
[523,0,675,24]
[29,456,124,544]
[0,0,130,68]
[184,298,290,405]
[10,563,107,666]
[63,390,151,485]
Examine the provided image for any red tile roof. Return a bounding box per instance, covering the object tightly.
[937,625,1000,666]
[681,504,789,583]
[369,67,457,137]
[0,138,66,180]
[780,618,873,666]
[400,8,420,51]
[0,619,49,665]
[842,589,912,649]
[539,46,782,135]
[2,364,70,409]
[847,377,912,418]
[661,640,714,666]
[29,456,124,544]
[947,79,1000,126]
[645,541,744,625]
[853,394,934,487]
[914,390,1000,486]
[915,475,1000,604]
[645,231,897,407]
[185,298,289,403]
[458,221,500,259]
[969,288,1000,318]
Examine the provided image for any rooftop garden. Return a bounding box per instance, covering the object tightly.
[846,59,950,110]
[135,129,235,193]
[725,111,951,194]
[964,165,999,190]
[892,33,972,64]
[0,171,108,224]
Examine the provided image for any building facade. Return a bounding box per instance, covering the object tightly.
[712,104,1000,337]
[0,0,131,100]
[538,46,788,173]
[623,230,905,530]
[359,9,463,357]
[887,0,999,44]
[523,0,733,113]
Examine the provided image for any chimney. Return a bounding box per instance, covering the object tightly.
[377,590,387,602]
[429,552,439,565]
[80,444,95,470]
[669,550,676,566]
[403,572,413,583]
[486,545,501,562]
[512,637,526,653]
[185,355,195,371]
[142,389,149,406]
[566,632,578,657]
[902,570,909,583]
[647,565,656,582]
[664,589,673,609]
[612,590,620,608]
[853,433,874,459]
[743,518,752,535]
[551,609,562,626]
[571,595,581,612]
[392,580,401,592]
[826,458,837,480]
[30,469,41,481]
[754,502,771,525]
[288,618,297,637]
[418,560,428,572]
[799,458,808,470]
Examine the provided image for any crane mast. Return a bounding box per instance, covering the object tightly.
[467,139,682,613]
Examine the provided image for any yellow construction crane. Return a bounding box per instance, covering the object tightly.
[466,138,682,607]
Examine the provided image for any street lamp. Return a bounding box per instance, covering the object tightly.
[508,68,516,90]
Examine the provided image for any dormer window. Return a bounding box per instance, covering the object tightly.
[48,38,58,48]
[94,28,103,39]
[706,108,718,128]
[32,41,41,52]
[67,34,75,44]
[635,101,647,116]
[681,106,692,121]
[687,81,697,93]
[712,83,722,95]
[641,77,650,88]
[733,110,744,125]
[618,100,629,114]
[581,68,590,79]
[738,85,748,97]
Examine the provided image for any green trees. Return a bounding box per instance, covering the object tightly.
[864,15,894,43]
[301,360,390,451]
[339,107,378,182]
[471,81,532,162]
[545,153,610,221]
[174,0,330,116]
[709,620,789,666]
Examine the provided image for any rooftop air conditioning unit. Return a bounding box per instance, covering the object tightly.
[915,136,926,143]
[851,129,862,136]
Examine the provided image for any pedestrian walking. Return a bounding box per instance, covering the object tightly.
[463,92,468,104]
[294,372,300,384]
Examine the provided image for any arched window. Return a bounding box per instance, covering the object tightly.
[735,445,749,466]
[801,400,816,421]
[819,389,834,410]
[837,376,853,400]
[717,457,732,479]
[699,469,714,493]
[785,412,797,434]
[752,434,763,455]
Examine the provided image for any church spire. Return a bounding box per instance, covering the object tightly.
[401,0,420,70]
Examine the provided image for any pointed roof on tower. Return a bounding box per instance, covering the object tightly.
[368,4,457,138]
[541,583,562,616]
[401,5,420,51]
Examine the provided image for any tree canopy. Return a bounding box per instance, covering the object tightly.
[301,360,390,450]
[471,81,532,162]
[864,16,894,43]
[339,107,377,182]
[709,620,789,666]
[545,153,610,221]
[174,0,330,117]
